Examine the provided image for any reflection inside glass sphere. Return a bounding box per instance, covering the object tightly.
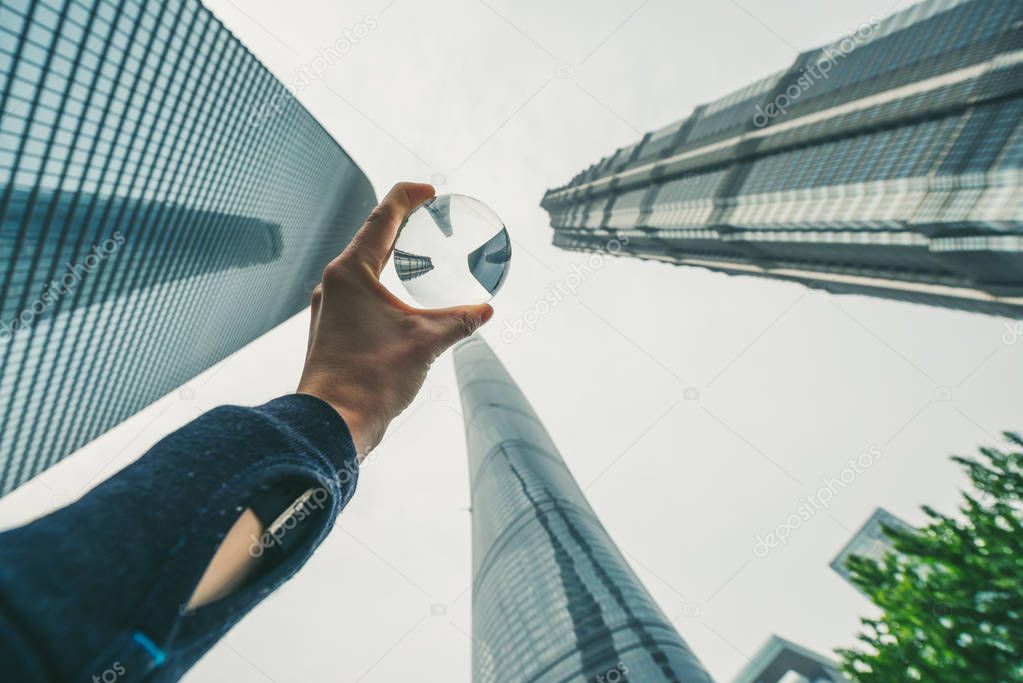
[392,194,511,308]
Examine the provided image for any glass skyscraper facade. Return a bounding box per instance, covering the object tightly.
[731,635,845,683]
[0,0,376,494]
[829,507,913,595]
[541,0,1023,317]
[455,336,712,682]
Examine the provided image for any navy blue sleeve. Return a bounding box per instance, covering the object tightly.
[0,393,359,682]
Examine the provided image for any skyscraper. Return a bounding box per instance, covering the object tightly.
[830,507,913,594]
[0,0,375,494]
[541,0,1023,318]
[731,635,845,683]
[454,336,712,682]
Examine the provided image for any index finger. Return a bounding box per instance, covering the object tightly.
[349,182,435,275]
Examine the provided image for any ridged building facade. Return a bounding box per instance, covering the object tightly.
[0,0,375,493]
[830,507,913,595]
[541,0,1023,318]
[455,336,712,682]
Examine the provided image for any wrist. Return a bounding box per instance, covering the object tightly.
[295,384,371,460]
[332,405,371,462]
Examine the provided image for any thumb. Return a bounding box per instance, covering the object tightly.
[425,303,494,352]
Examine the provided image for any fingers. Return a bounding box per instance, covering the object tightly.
[349,182,434,275]
[424,303,494,352]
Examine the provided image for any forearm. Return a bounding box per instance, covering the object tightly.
[0,180,493,682]
[0,394,358,682]
[188,484,338,610]
[188,508,266,610]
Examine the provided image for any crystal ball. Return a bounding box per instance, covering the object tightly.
[392,194,511,308]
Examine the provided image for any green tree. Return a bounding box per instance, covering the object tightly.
[837,432,1023,682]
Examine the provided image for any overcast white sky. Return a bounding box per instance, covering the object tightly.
[1,0,1021,681]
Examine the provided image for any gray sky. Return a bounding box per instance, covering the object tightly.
[1,0,1021,681]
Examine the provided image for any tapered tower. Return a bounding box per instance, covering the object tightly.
[455,336,713,682]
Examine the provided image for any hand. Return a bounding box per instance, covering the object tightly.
[297,182,493,459]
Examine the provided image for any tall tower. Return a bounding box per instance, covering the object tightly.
[830,507,914,595]
[541,0,1023,318]
[455,336,712,682]
[0,0,375,493]
[731,636,845,683]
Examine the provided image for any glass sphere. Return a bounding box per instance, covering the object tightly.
[392,194,511,308]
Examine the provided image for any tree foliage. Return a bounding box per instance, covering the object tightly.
[837,432,1023,682]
